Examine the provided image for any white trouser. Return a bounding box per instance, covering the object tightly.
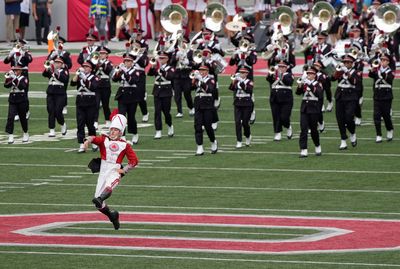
[186,0,207,12]
[94,160,121,198]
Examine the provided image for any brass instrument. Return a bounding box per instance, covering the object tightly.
[44,60,53,69]
[189,70,200,80]
[372,59,380,68]
[301,12,311,24]
[5,71,14,79]
[271,6,296,35]
[193,49,203,64]
[239,38,255,53]
[267,65,277,75]
[310,1,335,31]
[160,4,187,33]
[374,3,400,34]
[230,73,240,81]
[149,57,158,66]
[90,52,100,65]
[204,2,227,32]
[225,14,247,32]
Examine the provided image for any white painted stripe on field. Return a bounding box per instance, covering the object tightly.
[156,156,187,159]
[0,162,399,174]
[50,175,82,178]
[0,186,24,189]
[67,172,94,175]
[0,202,399,216]
[30,179,63,182]
[0,250,399,267]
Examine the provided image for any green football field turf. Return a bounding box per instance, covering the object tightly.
[0,74,399,268]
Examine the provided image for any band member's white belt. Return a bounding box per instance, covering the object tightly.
[119,83,137,88]
[338,83,355,89]
[134,67,145,71]
[49,81,64,86]
[155,81,171,85]
[100,75,110,79]
[376,85,391,89]
[302,96,319,101]
[274,85,292,90]
[10,88,25,93]
[195,93,212,97]
[236,93,251,98]
[78,91,95,96]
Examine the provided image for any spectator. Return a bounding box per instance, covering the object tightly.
[4,0,21,44]
[19,0,30,40]
[126,0,138,33]
[89,0,111,43]
[110,0,125,41]
[32,0,50,45]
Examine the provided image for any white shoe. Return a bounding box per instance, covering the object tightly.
[287,126,293,139]
[189,108,195,116]
[300,149,308,158]
[315,145,322,156]
[94,122,99,130]
[212,122,218,131]
[321,105,325,112]
[132,134,139,144]
[235,141,243,149]
[49,129,56,137]
[195,145,204,156]
[274,132,282,141]
[8,134,14,144]
[318,122,325,133]
[14,115,19,121]
[387,130,393,141]
[326,102,333,112]
[154,130,162,139]
[350,133,357,147]
[176,113,183,118]
[110,36,119,42]
[376,136,383,143]
[245,135,251,146]
[355,117,361,126]
[105,120,111,127]
[339,140,347,150]
[142,113,149,122]
[168,125,174,137]
[62,106,68,115]
[61,123,67,135]
[78,144,85,153]
[250,110,256,124]
[211,140,218,154]
[26,111,30,120]
[92,144,98,152]
[22,132,29,142]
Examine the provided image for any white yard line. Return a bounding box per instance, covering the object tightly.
[0,251,398,267]
[156,156,187,159]
[50,175,82,178]
[67,172,94,175]
[31,179,63,182]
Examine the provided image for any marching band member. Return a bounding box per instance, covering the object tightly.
[4,39,33,121]
[312,31,332,64]
[71,61,99,153]
[84,114,139,230]
[229,67,254,148]
[77,32,99,65]
[192,65,218,156]
[266,60,294,141]
[93,45,113,128]
[368,53,394,143]
[4,65,30,144]
[112,52,141,144]
[313,61,330,132]
[296,66,323,158]
[42,57,69,137]
[148,51,175,139]
[332,54,362,150]
[171,36,195,118]
[267,34,296,72]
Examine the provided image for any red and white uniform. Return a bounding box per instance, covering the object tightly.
[90,135,139,197]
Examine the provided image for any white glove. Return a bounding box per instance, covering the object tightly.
[195,74,202,81]
[79,71,87,80]
[359,97,363,105]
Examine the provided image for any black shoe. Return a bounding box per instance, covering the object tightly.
[37,41,42,45]
[351,140,357,147]
[109,210,120,230]
[92,197,103,208]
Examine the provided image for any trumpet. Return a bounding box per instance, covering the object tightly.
[267,65,277,75]
[239,38,255,53]
[193,49,203,64]
[4,71,15,79]
[90,52,100,65]
[230,73,241,81]
[189,70,200,80]
[44,60,53,69]
[372,59,380,68]
[296,77,304,85]
[149,57,157,66]
[335,63,348,72]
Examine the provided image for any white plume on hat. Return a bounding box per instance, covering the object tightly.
[109,114,127,132]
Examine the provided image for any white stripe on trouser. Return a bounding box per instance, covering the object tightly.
[94,160,121,198]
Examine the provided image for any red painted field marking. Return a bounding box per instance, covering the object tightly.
[0,212,399,254]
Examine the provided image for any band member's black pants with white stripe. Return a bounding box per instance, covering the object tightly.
[47,93,66,129]
[6,101,28,134]
[300,112,320,150]
[234,106,252,142]
[154,96,172,130]
[335,99,357,140]
[118,102,138,135]
[194,108,215,145]
[374,99,393,136]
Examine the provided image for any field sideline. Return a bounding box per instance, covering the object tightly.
[0,73,399,268]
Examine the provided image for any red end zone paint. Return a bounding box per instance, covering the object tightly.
[0,212,400,254]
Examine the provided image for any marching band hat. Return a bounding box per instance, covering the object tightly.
[54,57,64,64]
[158,51,169,58]
[86,33,98,40]
[202,28,213,34]
[123,53,135,61]
[313,60,324,68]
[306,66,318,74]
[109,114,127,133]
[380,53,391,61]
[11,64,24,70]
[277,60,289,67]
[350,24,362,32]
[98,46,111,54]
[58,36,67,43]
[342,54,355,62]
[239,67,250,73]
[318,31,328,37]
[199,65,209,71]
[82,61,94,69]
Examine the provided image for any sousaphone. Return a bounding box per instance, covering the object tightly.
[160,4,188,34]
[310,1,336,31]
[271,6,296,35]
[225,14,247,32]
[205,2,227,32]
[374,3,400,33]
